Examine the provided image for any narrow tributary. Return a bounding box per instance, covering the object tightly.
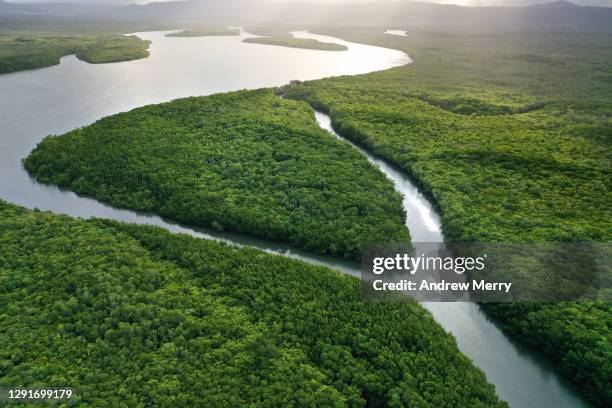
[313,111,590,408]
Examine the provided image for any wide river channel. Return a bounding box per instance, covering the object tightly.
[0,29,589,407]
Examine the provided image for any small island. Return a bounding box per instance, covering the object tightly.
[166,27,241,37]
[243,36,348,51]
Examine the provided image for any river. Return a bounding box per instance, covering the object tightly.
[0,29,589,407]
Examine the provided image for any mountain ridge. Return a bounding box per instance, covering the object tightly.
[1,0,611,31]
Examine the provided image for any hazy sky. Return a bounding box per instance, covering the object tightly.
[10,0,612,7]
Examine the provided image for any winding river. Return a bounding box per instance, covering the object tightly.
[0,29,589,407]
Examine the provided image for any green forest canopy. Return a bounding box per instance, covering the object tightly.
[0,200,506,407]
[282,27,612,407]
[25,89,409,260]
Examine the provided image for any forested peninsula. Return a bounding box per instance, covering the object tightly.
[243,27,347,51]
[282,28,612,406]
[25,89,409,259]
[243,36,348,51]
[0,34,150,74]
[0,200,507,407]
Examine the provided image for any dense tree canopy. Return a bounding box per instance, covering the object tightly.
[25,89,409,259]
[0,200,506,407]
[283,28,612,406]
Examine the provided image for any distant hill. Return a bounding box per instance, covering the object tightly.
[0,0,41,14]
[1,0,611,32]
[114,0,612,31]
[0,1,113,16]
[528,0,580,7]
[28,3,114,16]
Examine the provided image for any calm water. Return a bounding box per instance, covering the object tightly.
[0,29,588,407]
